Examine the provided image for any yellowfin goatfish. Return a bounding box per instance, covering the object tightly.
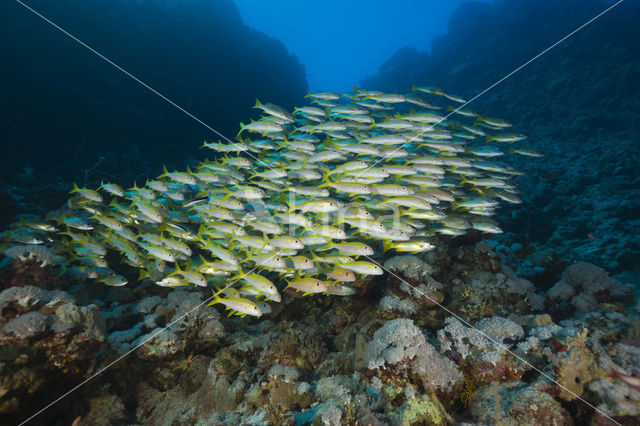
[70,184,102,203]
[208,294,263,317]
[8,83,535,319]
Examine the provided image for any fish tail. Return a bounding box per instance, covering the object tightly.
[319,242,334,251]
[235,262,245,279]
[253,99,262,108]
[485,135,493,143]
[158,165,169,178]
[70,183,79,194]
[169,262,182,276]
[206,294,223,307]
[236,123,246,138]
[382,240,393,252]
[185,258,194,270]
[57,263,68,277]
[220,188,232,201]
[319,169,332,187]
[54,213,66,225]
[197,224,207,239]
[138,269,150,281]
[304,90,312,98]
[310,251,322,265]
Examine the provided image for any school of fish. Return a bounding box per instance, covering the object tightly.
[1,85,542,318]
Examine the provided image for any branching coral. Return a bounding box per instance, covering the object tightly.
[460,371,476,408]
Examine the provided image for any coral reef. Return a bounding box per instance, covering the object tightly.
[470,381,573,425]
[0,1,638,424]
[3,245,61,267]
[0,234,637,425]
[544,328,605,401]
[547,262,631,314]
[0,286,107,422]
[364,318,463,392]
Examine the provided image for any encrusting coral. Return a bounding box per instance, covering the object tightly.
[547,262,631,314]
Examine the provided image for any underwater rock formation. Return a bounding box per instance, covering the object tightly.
[0,0,308,224]
[364,318,463,392]
[362,0,640,275]
[470,381,573,425]
[0,231,638,424]
[0,286,107,422]
[547,262,631,314]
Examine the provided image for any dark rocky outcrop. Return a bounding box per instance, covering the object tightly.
[0,0,308,223]
[363,0,640,274]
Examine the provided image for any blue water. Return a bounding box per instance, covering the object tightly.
[1,0,638,424]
